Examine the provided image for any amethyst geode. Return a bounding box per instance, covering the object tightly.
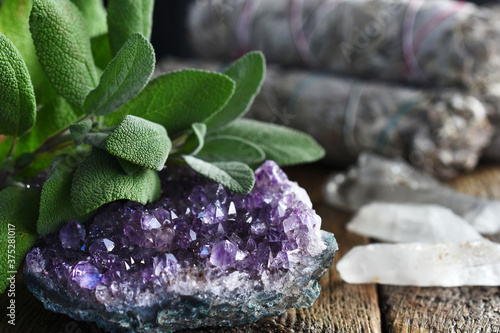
[24,161,337,333]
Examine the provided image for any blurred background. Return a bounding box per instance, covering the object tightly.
[151,0,500,180]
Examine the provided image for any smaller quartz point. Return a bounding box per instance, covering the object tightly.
[337,240,500,286]
[323,152,500,234]
[210,240,238,269]
[347,203,484,243]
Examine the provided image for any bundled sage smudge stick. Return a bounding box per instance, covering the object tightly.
[156,57,493,180]
[187,0,500,89]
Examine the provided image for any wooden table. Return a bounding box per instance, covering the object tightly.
[2,162,500,332]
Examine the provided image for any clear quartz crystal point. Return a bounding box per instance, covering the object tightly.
[346,203,484,243]
[323,152,500,234]
[337,240,500,286]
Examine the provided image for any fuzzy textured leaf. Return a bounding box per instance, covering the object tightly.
[71,149,161,215]
[0,187,39,293]
[15,153,35,168]
[198,135,265,165]
[204,51,265,131]
[183,123,207,156]
[70,0,107,37]
[84,33,155,116]
[104,70,235,136]
[91,33,113,71]
[0,32,36,136]
[14,94,83,160]
[107,0,154,55]
[0,137,12,167]
[216,119,325,166]
[183,155,255,194]
[37,155,80,234]
[118,158,141,176]
[0,0,48,99]
[69,119,93,145]
[30,0,98,110]
[83,132,109,150]
[106,115,171,171]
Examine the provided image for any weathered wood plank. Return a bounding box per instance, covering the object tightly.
[380,286,500,333]
[0,164,382,333]
[380,164,500,333]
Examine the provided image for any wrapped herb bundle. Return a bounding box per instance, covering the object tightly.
[187,0,500,89]
[475,84,500,160]
[156,58,493,179]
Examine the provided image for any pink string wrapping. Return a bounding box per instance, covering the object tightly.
[235,0,260,57]
[307,0,343,35]
[412,2,467,53]
[235,0,468,84]
[290,0,320,67]
[402,0,467,83]
[402,0,427,83]
[236,0,342,64]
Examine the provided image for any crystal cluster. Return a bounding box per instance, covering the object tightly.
[24,161,337,333]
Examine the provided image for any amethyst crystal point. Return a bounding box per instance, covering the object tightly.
[24,161,338,333]
[59,220,86,249]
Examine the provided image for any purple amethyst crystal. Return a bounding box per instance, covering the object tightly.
[24,161,337,333]
[59,220,85,249]
[71,261,101,290]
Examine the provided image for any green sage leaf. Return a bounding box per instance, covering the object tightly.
[0,136,12,167]
[0,187,39,293]
[71,148,161,215]
[204,51,265,131]
[91,33,113,71]
[83,132,109,150]
[107,0,154,55]
[216,119,325,166]
[0,32,36,136]
[70,0,107,37]
[14,94,83,161]
[30,0,98,110]
[84,33,155,116]
[0,0,48,100]
[197,135,265,165]
[183,155,255,194]
[106,115,171,171]
[17,151,60,180]
[182,123,207,156]
[15,153,35,168]
[118,158,141,176]
[104,70,235,136]
[37,155,80,234]
[69,119,93,145]
[1,156,14,173]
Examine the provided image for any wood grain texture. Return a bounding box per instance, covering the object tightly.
[380,285,500,333]
[379,164,500,333]
[0,164,382,333]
